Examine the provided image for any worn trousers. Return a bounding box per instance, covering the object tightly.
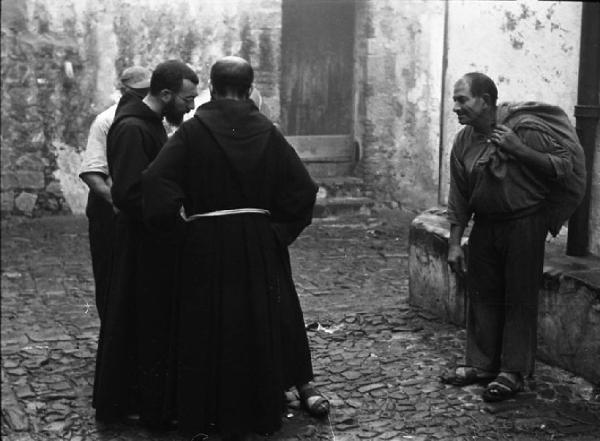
[465,211,547,377]
[86,192,115,323]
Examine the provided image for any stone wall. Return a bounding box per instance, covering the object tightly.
[2,0,598,256]
[1,1,97,215]
[1,0,281,216]
[409,211,600,384]
[357,0,445,210]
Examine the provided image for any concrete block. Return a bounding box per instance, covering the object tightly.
[14,192,37,215]
[538,253,600,384]
[408,209,467,326]
[408,208,600,384]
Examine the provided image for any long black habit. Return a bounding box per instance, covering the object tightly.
[93,93,181,425]
[142,99,318,436]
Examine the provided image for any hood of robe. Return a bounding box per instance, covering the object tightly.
[194,99,273,141]
[112,91,163,127]
[193,99,276,176]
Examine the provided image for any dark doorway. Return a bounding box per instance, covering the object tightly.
[281,0,356,174]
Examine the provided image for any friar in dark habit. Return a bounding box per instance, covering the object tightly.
[142,56,328,441]
[93,60,198,427]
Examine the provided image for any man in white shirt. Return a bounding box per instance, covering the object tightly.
[79,66,151,321]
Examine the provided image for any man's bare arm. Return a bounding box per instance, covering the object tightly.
[81,172,113,205]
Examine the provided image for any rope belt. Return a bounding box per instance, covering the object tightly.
[181,208,270,222]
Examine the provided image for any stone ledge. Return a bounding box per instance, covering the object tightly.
[314,196,374,218]
[408,209,600,384]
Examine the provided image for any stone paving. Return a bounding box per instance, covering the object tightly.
[2,211,600,441]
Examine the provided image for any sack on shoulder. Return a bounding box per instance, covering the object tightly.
[496,102,586,236]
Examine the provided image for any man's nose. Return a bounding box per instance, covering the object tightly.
[452,102,461,113]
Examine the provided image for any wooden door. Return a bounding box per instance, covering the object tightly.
[281,0,356,175]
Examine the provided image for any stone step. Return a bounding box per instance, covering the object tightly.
[305,161,356,178]
[316,176,367,198]
[286,135,354,161]
[314,196,375,218]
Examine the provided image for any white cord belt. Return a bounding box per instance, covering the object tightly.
[181,208,270,222]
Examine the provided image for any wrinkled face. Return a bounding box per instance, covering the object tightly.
[452,77,487,127]
[164,79,198,126]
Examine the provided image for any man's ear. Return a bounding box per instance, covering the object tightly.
[159,89,173,103]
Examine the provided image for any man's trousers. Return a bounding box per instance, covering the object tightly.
[86,193,115,322]
[465,211,548,377]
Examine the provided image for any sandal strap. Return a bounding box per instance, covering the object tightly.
[307,396,328,408]
[487,374,522,393]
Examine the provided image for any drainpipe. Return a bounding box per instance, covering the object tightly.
[567,2,600,256]
[437,0,450,206]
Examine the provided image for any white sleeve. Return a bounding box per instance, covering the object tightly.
[79,107,115,177]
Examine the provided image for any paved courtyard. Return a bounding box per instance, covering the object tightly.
[2,211,599,441]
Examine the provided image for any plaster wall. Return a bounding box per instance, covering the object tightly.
[590,119,600,256]
[438,0,582,203]
[358,0,445,210]
[1,0,281,216]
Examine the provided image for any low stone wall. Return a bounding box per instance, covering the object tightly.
[408,209,600,384]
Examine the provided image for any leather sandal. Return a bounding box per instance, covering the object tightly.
[482,373,523,402]
[439,365,496,386]
[297,384,330,418]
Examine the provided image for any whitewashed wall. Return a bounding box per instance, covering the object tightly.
[438,0,582,202]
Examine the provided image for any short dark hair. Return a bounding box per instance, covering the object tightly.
[150,60,199,95]
[463,72,498,107]
[210,57,254,97]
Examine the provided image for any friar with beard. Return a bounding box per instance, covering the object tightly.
[93,60,198,428]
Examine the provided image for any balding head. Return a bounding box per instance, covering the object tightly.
[461,72,498,107]
[210,56,254,100]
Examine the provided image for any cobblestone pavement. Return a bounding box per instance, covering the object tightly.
[2,211,600,441]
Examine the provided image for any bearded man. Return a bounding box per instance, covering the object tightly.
[93,60,198,427]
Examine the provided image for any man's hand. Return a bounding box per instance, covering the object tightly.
[80,172,114,205]
[490,124,525,156]
[448,243,467,276]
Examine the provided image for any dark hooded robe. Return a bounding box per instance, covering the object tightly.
[93,93,181,426]
[142,99,318,437]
